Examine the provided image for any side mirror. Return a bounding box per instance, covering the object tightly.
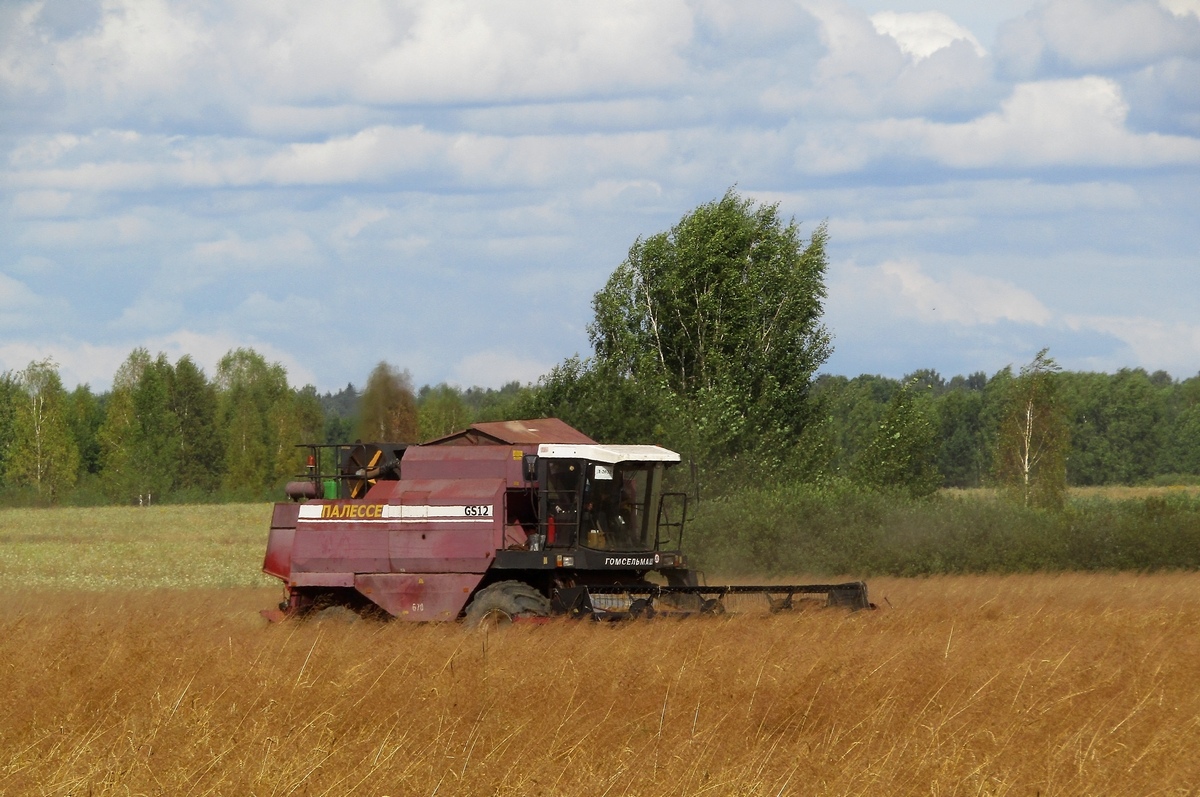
[523,454,538,482]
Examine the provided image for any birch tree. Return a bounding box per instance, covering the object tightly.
[995,348,1069,509]
[588,188,832,459]
[5,359,79,500]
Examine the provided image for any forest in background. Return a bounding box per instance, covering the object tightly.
[0,348,1197,508]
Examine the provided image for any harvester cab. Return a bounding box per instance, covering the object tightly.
[533,443,686,557]
[262,418,871,623]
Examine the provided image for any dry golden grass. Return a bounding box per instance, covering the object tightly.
[3,574,1200,796]
[941,485,1200,501]
[1069,484,1200,500]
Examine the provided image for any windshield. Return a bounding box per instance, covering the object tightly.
[580,461,662,552]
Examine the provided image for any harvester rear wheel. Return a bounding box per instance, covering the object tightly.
[464,581,550,628]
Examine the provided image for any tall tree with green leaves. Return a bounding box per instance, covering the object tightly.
[97,383,136,500]
[0,371,19,487]
[464,382,527,423]
[170,355,223,493]
[216,348,290,496]
[936,385,985,488]
[319,383,359,445]
[852,379,940,498]
[1164,404,1200,476]
[995,349,1069,508]
[5,359,79,501]
[357,362,419,442]
[417,384,473,441]
[811,373,900,472]
[97,349,180,501]
[130,354,180,499]
[513,356,672,445]
[64,385,104,480]
[1160,372,1200,477]
[588,188,832,461]
[269,385,325,484]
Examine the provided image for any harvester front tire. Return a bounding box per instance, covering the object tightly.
[464,581,550,628]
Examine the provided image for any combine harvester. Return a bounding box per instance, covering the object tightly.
[262,419,871,623]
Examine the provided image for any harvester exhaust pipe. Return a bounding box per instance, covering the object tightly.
[355,457,400,481]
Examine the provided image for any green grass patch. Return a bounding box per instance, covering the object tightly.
[685,480,1200,576]
[0,504,275,590]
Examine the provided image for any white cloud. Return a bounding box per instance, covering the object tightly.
[11,190,73,216]
[798,1,906,117]
[0,272,70,331]
[580,179,665,208]
[1162,0,1200,18]
[452,350,551,389]
[0,271,42,307]
[188,230,318,268]
[1066,314,1200,375]
[5,125,683,194]
[997,0,1200,77]
[7,133,86,168]
[791,1,997,119]
[874,77,1200,168]
[259,126,446,186]
[83,1,204,89]
[355,1,693,104]
[829,258,1053,334]
[111,296,185,332]
[802,178,1143,240]
[332,207,390,243]
[0,339,120,388]
[871,11,985,61]
[828,213,975,241]
[876,259,1052,326]
[2,0,695,123]
[228,292,325,336]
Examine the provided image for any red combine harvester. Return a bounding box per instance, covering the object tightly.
[262,418,870,622]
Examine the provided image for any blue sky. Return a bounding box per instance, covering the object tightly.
[2,0,1198,392]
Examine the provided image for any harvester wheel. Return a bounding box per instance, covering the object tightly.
[464,581,550,628]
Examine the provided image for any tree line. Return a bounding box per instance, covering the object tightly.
[815,356,1200,495]
[1,345,1196,507]
[2,189,1196,507]
[0,351,521,505]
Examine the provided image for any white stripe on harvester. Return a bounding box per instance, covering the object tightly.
[297,504,494,522]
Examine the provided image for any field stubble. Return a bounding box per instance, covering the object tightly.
[3,574,1200,796]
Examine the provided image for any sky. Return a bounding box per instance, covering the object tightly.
[2,0,1199,393]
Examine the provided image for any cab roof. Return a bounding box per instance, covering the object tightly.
[537,443,680,464]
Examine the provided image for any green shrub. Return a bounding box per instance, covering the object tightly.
[683,482,1200,576]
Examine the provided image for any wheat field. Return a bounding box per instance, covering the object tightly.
[3,571,1199,796]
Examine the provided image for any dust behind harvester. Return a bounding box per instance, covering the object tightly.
[262,418,871,622]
